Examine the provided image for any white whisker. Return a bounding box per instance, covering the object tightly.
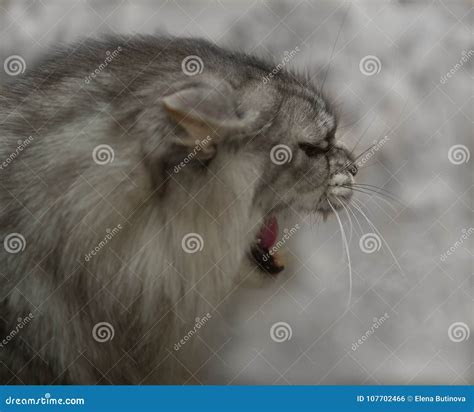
[370,195,398,214]
[329,201,352,314]
[343,185,399,211]
[347,203,365,234]
[336,198,354,243]
[352,199,406,278]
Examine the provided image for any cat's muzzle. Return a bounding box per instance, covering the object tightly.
[317,172,355,217]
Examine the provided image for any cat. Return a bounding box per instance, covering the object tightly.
[0,36,357,384]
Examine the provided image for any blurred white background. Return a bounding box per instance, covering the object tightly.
[1,0,472,384]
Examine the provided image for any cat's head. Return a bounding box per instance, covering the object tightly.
[146,69,357,276]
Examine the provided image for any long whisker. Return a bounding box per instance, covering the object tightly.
[347,203,365,234]
[336,198,354,243]
[352,199,406,278]
[351,183,402,200]
[347,143,378,165]
[342,184,403,206]
[328,201,352,313]
[341,185,394,201]
[348,114,377,158]
[346,187,399,213]
[343,185,393,198]
[355,163,380,171]
[370,196,401,216]
[341,98,410,175]
[340,186,379,197]
[320,3,351,94]
[350,185,403,208]
[347,97,408,161]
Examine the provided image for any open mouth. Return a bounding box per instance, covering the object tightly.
[250,216,285,275]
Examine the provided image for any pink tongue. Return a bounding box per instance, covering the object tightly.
[258,216,279,249]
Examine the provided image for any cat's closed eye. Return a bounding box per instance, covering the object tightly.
[298,142,329,157]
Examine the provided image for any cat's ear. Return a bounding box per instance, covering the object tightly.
[161,78,258,151]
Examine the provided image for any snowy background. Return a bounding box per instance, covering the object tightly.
[0,0,472,384]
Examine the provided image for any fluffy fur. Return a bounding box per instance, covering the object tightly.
[0,36,355,383]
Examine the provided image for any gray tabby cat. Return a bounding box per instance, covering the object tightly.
[0,36,357,384]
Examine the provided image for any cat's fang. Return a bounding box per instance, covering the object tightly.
[272,250,285,268]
